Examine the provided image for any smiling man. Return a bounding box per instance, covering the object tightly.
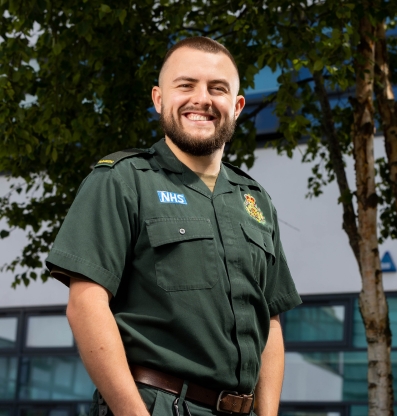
[46,37,301,416]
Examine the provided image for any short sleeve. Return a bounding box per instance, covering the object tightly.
[45,166,138,296]
[264,206,302,316]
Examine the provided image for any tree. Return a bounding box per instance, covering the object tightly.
[2,0,397,414]
[0,0,258,287]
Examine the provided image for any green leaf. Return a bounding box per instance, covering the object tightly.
[119,9,127,25]
[52,148,58,162]
[313,59,324,72]
[99,4,112,13]
[53,43,63,55]
[0,230,10,239]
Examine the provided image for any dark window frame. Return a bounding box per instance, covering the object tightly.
[282,297,351,349]
[280,291,397,416]
[0,306,92,416]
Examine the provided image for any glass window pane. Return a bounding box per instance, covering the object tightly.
[0,317,18,348]
[350,406,397,416]
[0,357,18,400]
[75,404,90,416]
[284,305,345,342]
[245,67,281,94]
[282,351,397,402]
[19,409,70,416]
[353,297,397,348]
[26,316,73,348]
[280,412,341,416]
[19,356,95,400]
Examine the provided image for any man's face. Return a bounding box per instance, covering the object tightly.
[152,47,245,156]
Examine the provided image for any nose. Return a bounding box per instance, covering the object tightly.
[191,84,212,107]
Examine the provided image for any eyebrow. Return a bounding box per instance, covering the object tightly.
[172,76,231,91]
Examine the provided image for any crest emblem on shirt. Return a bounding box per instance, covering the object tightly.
[243,194,265,224]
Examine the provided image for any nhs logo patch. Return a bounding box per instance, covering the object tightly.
[157,191,187,205]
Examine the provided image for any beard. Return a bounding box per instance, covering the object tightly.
[159,106,236,156]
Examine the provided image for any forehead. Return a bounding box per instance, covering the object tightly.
[160,47,240,92]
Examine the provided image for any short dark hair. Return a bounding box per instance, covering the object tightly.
[160,36,239,80]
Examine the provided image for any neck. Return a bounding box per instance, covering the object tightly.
[165,137,223,175]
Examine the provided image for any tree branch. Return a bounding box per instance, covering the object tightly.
[237,94,276,126]
[312,71,360,265]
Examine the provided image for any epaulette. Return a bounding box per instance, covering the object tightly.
[222,161,258,182]
[94,148,154,168]
[223,161,265,193]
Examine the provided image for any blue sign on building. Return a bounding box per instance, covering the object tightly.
[381,251,397,273]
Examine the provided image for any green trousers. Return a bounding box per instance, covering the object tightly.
[91,385,258,416]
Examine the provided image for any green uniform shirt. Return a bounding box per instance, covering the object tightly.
[46,138,301,394]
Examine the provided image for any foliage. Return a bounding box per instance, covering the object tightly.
[0,0,261,286]
[2,0,397,286]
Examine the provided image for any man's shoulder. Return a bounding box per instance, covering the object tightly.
[222,161,273,201]
[222,161,258,183]
[94,147,155,169]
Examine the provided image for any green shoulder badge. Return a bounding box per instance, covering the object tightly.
[94,148,154,168]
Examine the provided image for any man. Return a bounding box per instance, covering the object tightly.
[46,37,301,416]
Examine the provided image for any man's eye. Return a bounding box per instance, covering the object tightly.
[212,86,227,92]
[179,84,191,88]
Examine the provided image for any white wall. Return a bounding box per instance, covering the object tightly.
[1,135,397,307]
[0,176,68,308]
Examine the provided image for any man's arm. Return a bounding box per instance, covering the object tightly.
[67,277,150,416]
[254,315,284,416]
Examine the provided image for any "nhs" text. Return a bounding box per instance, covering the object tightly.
[157,191,187,205]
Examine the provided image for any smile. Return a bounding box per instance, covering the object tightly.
[184,113,216,121]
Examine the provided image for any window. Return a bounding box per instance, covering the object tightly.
[280,412,342,416]
[353,297,397,348]
[0,307,94,416]
[284,305,346,343]
[280,293,397,416]
[0,318,18,349]
[245,67,281,95]
[26,316,73,348]
[0,357,17,400]
[19,357,93,401]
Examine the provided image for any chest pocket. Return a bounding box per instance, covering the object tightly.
[146,218,219,291]
[241,223,275,285]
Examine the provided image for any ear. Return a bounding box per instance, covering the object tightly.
[152,86,162,114]
[234,95,245,120]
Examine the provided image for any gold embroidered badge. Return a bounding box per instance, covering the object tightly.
[98,159,114,164]
[244,194,266,224]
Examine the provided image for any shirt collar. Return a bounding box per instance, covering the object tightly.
[151,138,184,173]
[151,138,261,194]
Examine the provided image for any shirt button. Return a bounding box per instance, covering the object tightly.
[179,228,186,235]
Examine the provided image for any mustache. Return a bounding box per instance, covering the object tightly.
[178,106,221,119]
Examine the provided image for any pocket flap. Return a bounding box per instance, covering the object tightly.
[146,218,214,248]
[241,223,276,258]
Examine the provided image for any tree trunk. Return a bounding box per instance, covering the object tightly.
[352,14,394,416]
[374,21,397,213]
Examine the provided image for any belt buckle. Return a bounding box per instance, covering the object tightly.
[216,390,255,415]
[216,390,238,414]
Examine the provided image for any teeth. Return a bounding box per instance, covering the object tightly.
[187,113,211,121]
